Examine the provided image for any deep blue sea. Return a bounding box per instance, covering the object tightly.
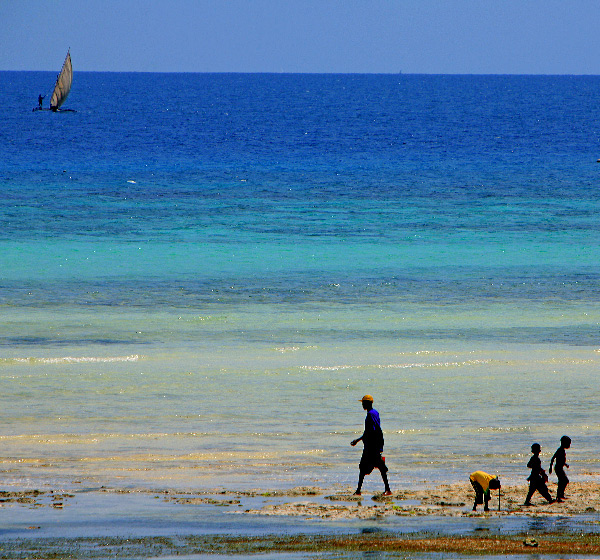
[0,72,599,493]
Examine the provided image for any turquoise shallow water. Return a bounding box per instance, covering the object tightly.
[0,72,599,493]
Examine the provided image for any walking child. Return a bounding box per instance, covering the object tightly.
[351,394,391,496]
[524,443,554,506]
[550,435,571,502]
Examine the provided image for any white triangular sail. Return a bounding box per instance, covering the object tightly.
[50,50,72,110]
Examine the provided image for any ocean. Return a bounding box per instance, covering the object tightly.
[1,72,599,494]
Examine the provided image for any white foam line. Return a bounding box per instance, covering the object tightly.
[301,360,491,371]
[1,355,141,365]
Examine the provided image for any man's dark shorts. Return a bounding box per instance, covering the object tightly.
[359,450,388,475]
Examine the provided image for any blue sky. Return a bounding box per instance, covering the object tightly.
[2,0,600,74]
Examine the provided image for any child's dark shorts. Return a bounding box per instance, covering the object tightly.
[470,480,489,504]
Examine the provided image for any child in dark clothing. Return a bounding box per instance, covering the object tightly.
[550,435,571,502]
[524,443,554,506]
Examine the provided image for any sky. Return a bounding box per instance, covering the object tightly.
[2,0,600,74]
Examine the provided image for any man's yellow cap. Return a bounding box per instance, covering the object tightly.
[360,394,374,402]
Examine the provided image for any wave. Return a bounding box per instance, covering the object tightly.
[0,431,207,445]
[475,426,532,433]
[0,355,141,366]
[301,359,492,371]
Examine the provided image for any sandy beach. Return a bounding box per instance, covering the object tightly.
[1,482,600,558]
[240,481,600,518]
[151,481,600,519]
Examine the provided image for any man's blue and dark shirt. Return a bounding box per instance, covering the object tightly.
[363,408,384,453]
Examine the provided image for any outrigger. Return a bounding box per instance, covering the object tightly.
[33,50,74,112]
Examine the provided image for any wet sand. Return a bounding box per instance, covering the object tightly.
[1,482,599,558]
[1,532,600,558]
[234,481,600,519]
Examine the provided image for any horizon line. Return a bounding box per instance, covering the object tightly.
[3,69,600,77]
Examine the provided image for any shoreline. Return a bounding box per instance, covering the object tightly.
[3,481,600,518]
[1,482,599,557]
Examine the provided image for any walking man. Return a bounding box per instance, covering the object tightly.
[351,394,392,496]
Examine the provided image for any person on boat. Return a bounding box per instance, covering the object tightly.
[524,443,554,506]
[38,94,45,109]
[469,471,500,511]
[351,394,392,496]
[550,435,571,502]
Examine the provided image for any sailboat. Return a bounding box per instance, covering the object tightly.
[34,50,74,112]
